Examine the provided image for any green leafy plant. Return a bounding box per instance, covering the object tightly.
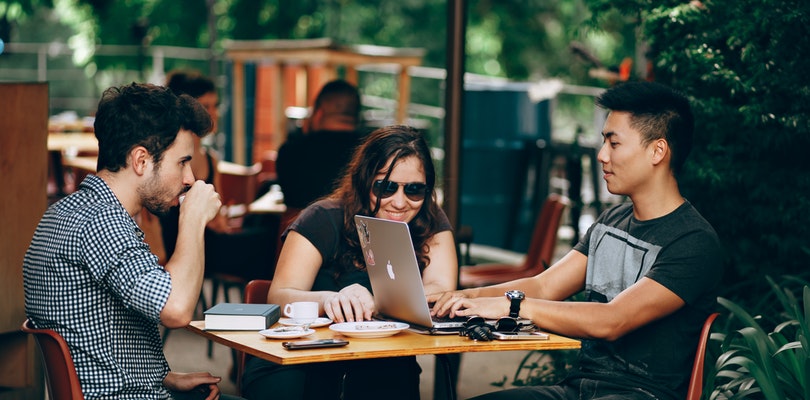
[711,276,810,399]
[492,349,577,389]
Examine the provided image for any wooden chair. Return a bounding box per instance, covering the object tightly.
[236,279,273,394]
[459,194,568,288]
[21,319,84,400]
[257,150,278,189]
[686,312,720,400]
[217,160,263,224]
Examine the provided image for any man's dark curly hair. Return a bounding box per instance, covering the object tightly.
[93,82,211,172]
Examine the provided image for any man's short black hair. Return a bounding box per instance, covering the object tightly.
[596,81,694,176]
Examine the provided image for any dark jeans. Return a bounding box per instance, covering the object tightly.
[470,378,658,400]
[170,389,245,400]
[241,355,421,400]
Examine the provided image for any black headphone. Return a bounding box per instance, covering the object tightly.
[459,315,524,341]
[460,323,494,341]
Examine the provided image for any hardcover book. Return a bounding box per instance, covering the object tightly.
[204,303,280,331]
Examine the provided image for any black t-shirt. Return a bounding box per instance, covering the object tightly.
[570,200,724,400]
[275,129,366,209]
[284,199,453,293]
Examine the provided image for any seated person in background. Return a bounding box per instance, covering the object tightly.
[241,125,458,400]
[162,69,275,328]
[159,69,231,260]
[23,83,243,400]
[430,81,724,400]
[276,79,367,210]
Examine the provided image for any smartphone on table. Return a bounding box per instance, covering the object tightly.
[282,338,350,350]
[492,331,549,340]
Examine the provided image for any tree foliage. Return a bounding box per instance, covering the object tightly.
[5,0,633,84]
[0,0,52,42]
[585,0,810,291]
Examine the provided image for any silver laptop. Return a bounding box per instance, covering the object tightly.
[354,215,468,332]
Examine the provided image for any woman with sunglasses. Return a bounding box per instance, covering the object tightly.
[240,125,458,400]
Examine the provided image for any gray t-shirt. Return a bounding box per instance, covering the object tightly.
[570,200,723,400]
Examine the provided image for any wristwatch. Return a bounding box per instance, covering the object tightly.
[505,290,525,318]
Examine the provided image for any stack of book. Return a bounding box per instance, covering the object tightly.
[204,303,280,330]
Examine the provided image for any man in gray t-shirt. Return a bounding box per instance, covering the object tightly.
[429,82,723,400]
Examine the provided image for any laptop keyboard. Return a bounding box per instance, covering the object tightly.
[432,314,468,323]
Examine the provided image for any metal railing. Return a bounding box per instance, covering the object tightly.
[1,42,222,115]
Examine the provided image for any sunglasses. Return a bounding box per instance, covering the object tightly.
[372,180,427,201]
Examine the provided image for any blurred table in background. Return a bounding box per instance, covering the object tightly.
[248,187,286,215]
[48,132,98,153]
[47,133,98,198]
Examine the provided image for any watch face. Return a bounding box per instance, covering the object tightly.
[506,290,525,300]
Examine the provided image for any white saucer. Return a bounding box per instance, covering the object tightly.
[278,317,333,328]
[329,321,409,338]
[259,327,316,339]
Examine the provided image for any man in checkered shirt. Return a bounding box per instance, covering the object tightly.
[24,83,243,399]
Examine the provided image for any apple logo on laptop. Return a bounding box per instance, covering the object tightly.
[386,260,396,280]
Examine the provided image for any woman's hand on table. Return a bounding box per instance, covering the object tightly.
[323,283,376,323]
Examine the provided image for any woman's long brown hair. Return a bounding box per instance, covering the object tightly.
[329,125,444,276]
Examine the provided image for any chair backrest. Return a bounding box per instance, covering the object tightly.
[236,279,273,394]
[257,150,278,187]
[686,312,720,400]
[21,319,84,400]
[217,161,262,206]
[521,194,568,273]
[244,279,273,305]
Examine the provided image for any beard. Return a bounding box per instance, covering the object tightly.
[139,170,181,217]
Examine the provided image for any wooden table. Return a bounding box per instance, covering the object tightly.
[247,189,287,215]
[186,321,579,365]
[48,132,98,153]
[47,133,98,196]
[187,321,579,399]
[62,156,97,172]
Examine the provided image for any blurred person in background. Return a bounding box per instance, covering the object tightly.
[275,79,367,210]
[159,69,231,261]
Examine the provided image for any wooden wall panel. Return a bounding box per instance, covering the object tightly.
[0,82,49,397]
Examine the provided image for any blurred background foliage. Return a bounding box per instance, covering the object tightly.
[2,0,809,307]
[1,0,634,83]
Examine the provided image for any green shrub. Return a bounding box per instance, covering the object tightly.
[711,276,810,399]
[585,0,810,286]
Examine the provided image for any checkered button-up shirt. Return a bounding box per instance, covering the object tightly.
[24,174,173,399]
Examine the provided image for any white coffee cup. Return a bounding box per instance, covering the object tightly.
[283,301,318,325]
